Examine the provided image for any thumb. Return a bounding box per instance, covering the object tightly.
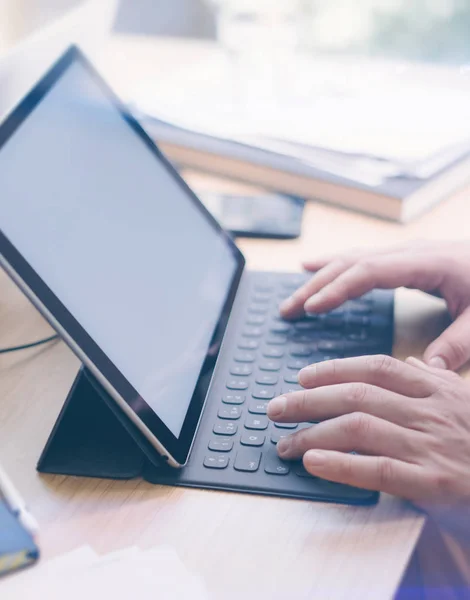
[423,308,470,371]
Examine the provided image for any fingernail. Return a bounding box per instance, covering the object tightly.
[267,396,287,419]
[304,293,324,312]
[277,437,291,456]
[304,301,319,313]
[298,364,315,385]
[406,356,426,367]
[427,356,448,370]
[304,450,326,467]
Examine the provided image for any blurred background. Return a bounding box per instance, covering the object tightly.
[1,0,470,65]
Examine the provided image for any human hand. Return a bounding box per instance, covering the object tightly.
[267,355,470,540]
[279,241,470,371]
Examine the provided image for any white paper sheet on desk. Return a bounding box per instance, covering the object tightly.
[131,53,470,178]
[1,545,208,600]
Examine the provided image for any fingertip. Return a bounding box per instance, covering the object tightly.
[405,356,427,367]
[303,450,327,471]
[426,356,448,370]
[302,262,321,273]
[298,364,316,386]
[280,296,295,313]
[303,297,322,314]
[422,345,450,370]
[267,396,287,420]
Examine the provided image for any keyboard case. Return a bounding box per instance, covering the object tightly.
[37,274,394,505]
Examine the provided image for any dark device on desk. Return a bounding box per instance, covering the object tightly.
[0,46,394,505]
[197,191,305,239]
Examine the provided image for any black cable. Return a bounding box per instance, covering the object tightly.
[0,334,60,355]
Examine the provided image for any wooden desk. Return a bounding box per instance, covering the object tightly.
[1,34,469,599]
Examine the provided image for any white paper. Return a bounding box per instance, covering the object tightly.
[2,545,208,600]
[131,52,470,179]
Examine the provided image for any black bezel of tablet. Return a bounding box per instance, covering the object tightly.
[0,46,245,466]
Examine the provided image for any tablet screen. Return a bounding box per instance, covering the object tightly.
[0,49,243,461]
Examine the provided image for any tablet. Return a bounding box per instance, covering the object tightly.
[0,47,245,467]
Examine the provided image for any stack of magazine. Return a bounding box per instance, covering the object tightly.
[130,56,470,222]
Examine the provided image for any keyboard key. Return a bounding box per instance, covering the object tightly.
[246,314,266,325]
[242,326,263,337]
[252,387,275,400]
[245,415,269,430]
[350,301,372,315]
[316,340,343,352]
[234,352,256,363]
[263,347,285,359]
[321,312,344,326]
[270,323,290,334]
[328,307,345,317]
[222,394,245,405]
[319,354,340,362]
[254,283,274,292]
[282,386,302,395]
[252,292,271,303]
[290,344,312,357]
[284,372,299,384]
[271,430,290,444]
[248,304,268,314]
[241,433,265,447]
[230,364,253,376]
[346,315,371,328]
[238,339,259,350]
[266,335,288,345]
[209,438,234,452]
[294,321,321,331]
[291,333,318,344]
[204,454,229,469]
[255,373,278,386]
[274,422,298,429]
[226,379,249,390]
[347,331,369,342]
[218,406,242,420]
[259,360,281,371]
[234,449,262,472]
[248,400,269,414]
[264,456,290,475]
[283,275,308,288]
[294,463,314,478]
[214,422,238,436]
[287,358,311,370]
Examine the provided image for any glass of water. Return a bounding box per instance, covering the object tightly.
[206,0,309,107]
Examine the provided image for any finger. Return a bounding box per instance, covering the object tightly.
[267,383,423,428]
[303,252,446,314]
[283,243,430,319]
[280,258,355,319]
[301,241,425,273]
[423,308,470,371]
[405,357,464,393]
[301,249,363,273]
[302,450,428,501]
[296,355,436,398]
[276,413,423,461]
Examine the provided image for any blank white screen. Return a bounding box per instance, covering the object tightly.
[0,61,237,437]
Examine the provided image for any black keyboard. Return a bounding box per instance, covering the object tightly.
[204,274,388,474]
[154,271,394,505]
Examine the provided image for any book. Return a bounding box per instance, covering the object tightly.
[137,114,470,223]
